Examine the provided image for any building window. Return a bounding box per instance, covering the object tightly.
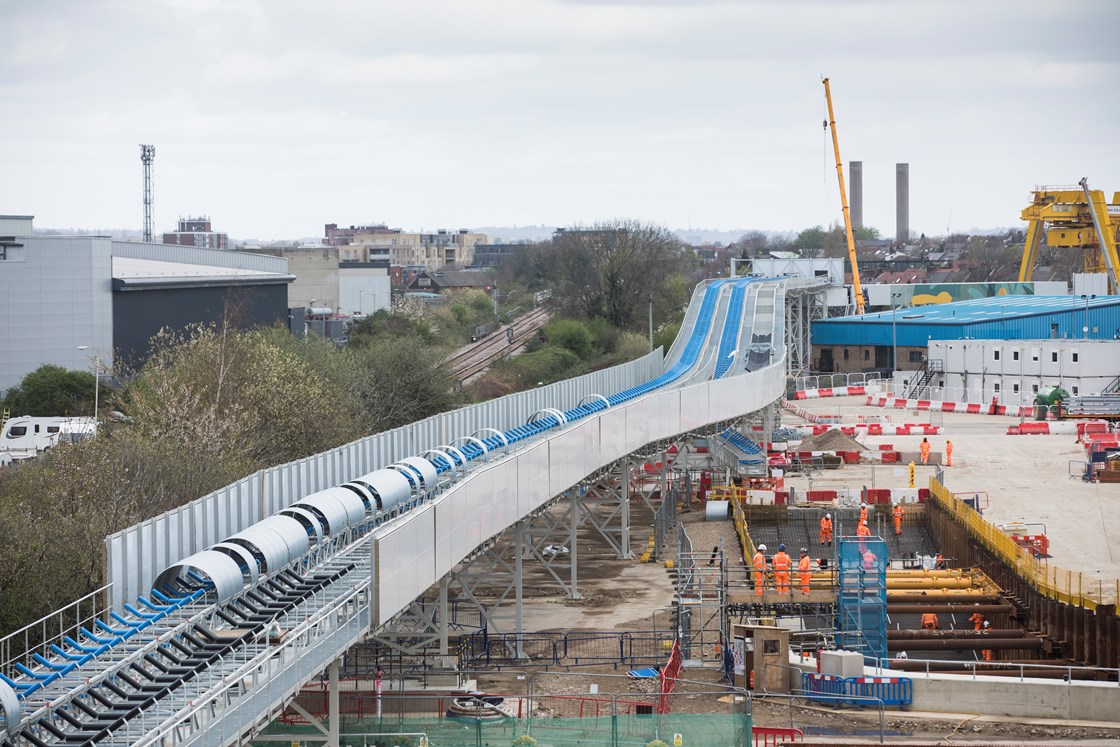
[864,350,870,361]
[1012,350,1019,362]
[909,351,924,363]
[994,383,1001,392]
[1072,386,1079,395]
[1013,383,1020,393]
[1032,384,1039,393]
[1072,352,1079,363]
[993,349,1000,361]
[843,349,850,360]
[1051,351,1058,363]
[1031,350,1039,362]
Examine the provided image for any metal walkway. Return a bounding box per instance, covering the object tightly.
[0,276,802,747]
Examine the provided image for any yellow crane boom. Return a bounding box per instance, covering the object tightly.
[822,77,865,315]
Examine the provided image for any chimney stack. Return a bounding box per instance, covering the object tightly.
[849,161,863,229]
[896,163,909,243]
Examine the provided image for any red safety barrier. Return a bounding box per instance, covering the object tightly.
[879,443,894,451]
[881,451,901,463]
[864,489,892,504]
[754,726,804,746]
[806,490,838,502]
[774,491,790,505]
[839,451,861,464]
[849,385,866,395]
[895,425,911,435]
[1011,533,1050,557]
[916,400,931,410]
[917,488,931,502]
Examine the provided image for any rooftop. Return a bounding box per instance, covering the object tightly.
[829,295,1120,327]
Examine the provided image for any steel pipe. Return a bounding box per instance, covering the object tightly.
[888,638,1043,651]
[887,629,1028,640]
[886,593,1002,604]
[888,603,1013,615]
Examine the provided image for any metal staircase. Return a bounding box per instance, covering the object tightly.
[903,358,943,399]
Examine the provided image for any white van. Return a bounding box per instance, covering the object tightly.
[0,416,97,461]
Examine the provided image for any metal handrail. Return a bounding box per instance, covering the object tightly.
[872,656,1120,685]
[0,583,111,678]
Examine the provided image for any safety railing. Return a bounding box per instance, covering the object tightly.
[929,477,1120,615]
[459,631,676,670]
[793,372,884,392]
[0,583,110,680]
[870,656,1120,685]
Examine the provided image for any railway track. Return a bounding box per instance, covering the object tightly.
[445,305,552,382]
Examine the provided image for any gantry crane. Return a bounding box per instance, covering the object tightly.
[822,77,865,314]
[1018,178,1120,293]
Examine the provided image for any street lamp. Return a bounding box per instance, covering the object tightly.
[1080,294,1096,339]
[648,293,654,354]
[77,346,100,420]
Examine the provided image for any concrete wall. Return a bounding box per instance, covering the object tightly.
[0,235,114,393]
[339,268,391,316]
[272,247,340,309]
[908,673,1119,722]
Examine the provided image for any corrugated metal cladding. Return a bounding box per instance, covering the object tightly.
[812,296,1120,347]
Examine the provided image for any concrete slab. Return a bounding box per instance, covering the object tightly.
[786,397,1120,581]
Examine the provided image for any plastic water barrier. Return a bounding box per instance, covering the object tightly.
[800,672,912,707]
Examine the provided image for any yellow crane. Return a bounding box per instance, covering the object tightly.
[822,77,865,314]
[1018,179,1120,293]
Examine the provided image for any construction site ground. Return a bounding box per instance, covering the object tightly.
[787,396,1120,581]
[466,507,1120,743]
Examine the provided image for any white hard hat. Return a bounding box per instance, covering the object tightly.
[826,513,831,519]
[983,620,991,628]
[758,544,767,551]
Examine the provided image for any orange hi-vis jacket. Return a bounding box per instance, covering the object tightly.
[820,516,833,536]
[857,523,871,538]
[772,551,791,573]
[753,551,767,573]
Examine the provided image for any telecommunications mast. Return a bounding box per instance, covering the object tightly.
[140,144,156,242]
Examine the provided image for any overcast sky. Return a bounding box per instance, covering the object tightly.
[1,0,1117,241]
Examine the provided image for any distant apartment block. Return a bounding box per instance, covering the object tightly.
[471,243,531,268]
[326,223,485,270]
[162,216,229,250]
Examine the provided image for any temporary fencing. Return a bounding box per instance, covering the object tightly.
[929,477,1120,614]
[254,689,753,747]
[458,631,676,670]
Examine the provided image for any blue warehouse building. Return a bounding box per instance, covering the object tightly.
[812,296,1120,373]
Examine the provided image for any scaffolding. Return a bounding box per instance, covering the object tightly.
[836,536,887,663]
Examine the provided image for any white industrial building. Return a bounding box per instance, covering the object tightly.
[895,338,1120,407]
[0,215,294,394]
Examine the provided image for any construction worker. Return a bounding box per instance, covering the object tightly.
[981,619,993,662]
[892,503,904,536]
[945,439,953,467]
[819,513,833,546]
[772,543,792,595]
[861,547,878,571]
[969,610,986,631]
[919,437,931,465]
[857,520,871,539]
[858,502,868,525]
[921,612,940,630]
[798,548,812,595]
[752,544,767,597]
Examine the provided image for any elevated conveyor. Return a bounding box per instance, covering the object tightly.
[0,277,792,747]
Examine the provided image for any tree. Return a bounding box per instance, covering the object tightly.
[1,365,96,417]
[349,338,461,432]
[793,226,827,256]
[550,220,687,330]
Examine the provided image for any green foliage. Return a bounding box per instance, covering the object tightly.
[492,347,582,389]
[348,308,437,345]
[654,321,681,353]
[854,225,881,241]
[544,319,594,360]
[1,364,97,417]
[349,337,462,433]
[585,316,621,355]
[793,226,827,254]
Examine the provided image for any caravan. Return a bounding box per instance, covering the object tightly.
[0,416,97,461]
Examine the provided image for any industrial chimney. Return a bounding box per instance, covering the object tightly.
[849,161,863,230]
[896,163,909,243]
